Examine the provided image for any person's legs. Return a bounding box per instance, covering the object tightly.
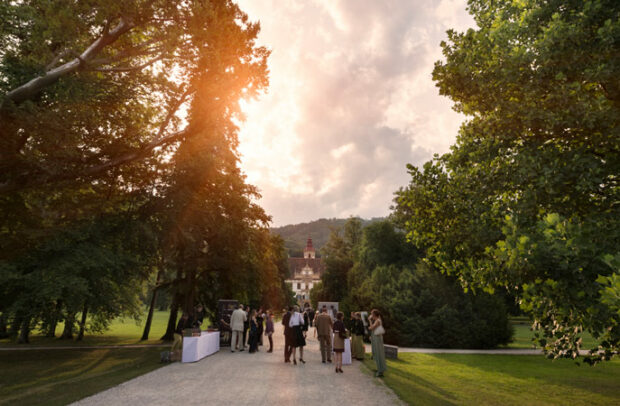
[171,333,182,352]
[318,335,326,362]
[268,334,273,352]
[327,335,332,362]
[284,335,291,362]
[375,335,387,375]
[299,346,304,361]
[230,330,235,351]
[291,346,297,363]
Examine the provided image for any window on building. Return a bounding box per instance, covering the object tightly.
[297,282,301,289]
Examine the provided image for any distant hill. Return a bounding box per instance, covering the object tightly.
[271,217,385,257]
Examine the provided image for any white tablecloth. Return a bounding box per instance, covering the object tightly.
[182,331,220,363]
[332,335,352,365]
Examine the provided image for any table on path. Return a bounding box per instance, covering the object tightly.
[74,324,403,406]
[182,331,219,363]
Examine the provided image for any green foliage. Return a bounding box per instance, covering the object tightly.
[0,1,288,343]
[271,216,382,256]
[396,0,620,362]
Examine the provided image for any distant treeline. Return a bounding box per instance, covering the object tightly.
[271,217,384,257]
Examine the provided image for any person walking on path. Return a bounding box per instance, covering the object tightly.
[249,310,259,353]
[265,312,275,352]
[230,304,247,352]
[351,312,365,360]
[289,305,306,365]
[282,306,293,362]
[332,312,347,373]
[368,309,387,377]
[315,305,333,363]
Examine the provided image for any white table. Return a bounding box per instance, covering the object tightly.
[182,331,220,363]
[332,335,352,365]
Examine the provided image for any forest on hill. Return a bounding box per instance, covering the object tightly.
[271,217,383,256]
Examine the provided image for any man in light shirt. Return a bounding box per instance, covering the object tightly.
[229,304,247,352]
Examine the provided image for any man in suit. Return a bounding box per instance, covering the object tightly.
[282,306,293,362]
[229,304,246,352]
[315,305,333,363]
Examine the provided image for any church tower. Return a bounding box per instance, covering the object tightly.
[303,236,316,259]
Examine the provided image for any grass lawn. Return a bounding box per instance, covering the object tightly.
[506,321,599,350]
[0,347,166,406]
[0,310,179,347]
[363,353,620,405]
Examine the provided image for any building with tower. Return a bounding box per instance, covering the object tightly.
[286,237,325,305]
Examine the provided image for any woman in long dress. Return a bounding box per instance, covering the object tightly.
[351,312,365,360]
[289,305,306,364]
[368,309,386,377]
[248,309,259,353]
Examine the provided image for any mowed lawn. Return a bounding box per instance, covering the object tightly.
[0,311,175,405]
[363,353,620,406]
[0,310,174,347]
[0,347,165,406]
[507,322,600,350]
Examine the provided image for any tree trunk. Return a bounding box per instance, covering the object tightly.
[76,304,88,341]
[9,314,22,338]
[17,317,31,344]
[0,313,8,338]
[161,300,178,341]
[61,312,75,339]
[184,268,196,315]
[46,301,62,337]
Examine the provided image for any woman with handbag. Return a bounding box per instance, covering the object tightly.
[289,305,306,364]
[332,311,347,373]
[368,309,386,377]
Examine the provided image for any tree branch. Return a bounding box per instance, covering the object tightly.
[2,16,134,108]
[91,54,164,72]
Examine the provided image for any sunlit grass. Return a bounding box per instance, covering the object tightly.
[363,353,620,405]
[0,311,177,347]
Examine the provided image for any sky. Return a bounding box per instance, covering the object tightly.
[235,0,475,227]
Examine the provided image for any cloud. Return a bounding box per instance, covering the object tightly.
[236,0,474,226]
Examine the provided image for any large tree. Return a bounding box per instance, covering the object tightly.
[396,0,619,362]
[0,0,278,343]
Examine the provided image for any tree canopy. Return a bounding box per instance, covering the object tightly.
[395,0,619,363]
[0,0,289,343]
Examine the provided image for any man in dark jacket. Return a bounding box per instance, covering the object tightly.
[282,307,293,362]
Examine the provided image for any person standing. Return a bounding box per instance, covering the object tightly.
[243,305,250,349]
[256,307,265,346]
[265,312,275,352]
[282,306,293,362]
[192,304,205,328]
[315,306,333,363]
[368,309,387,377]
[332,312,346,373]
[229,304,246,352]
[289,305,306,365]
[248,310,259,353]
[171,312,190,357]
[351,312,366,360]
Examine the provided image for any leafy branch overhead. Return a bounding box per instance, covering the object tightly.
[395,0,619,364]
[0,0,269,194]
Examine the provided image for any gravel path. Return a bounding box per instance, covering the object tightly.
[72,324,404,406]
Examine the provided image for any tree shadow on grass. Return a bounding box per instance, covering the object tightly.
[429,354,620,400]
[364,357,458,405]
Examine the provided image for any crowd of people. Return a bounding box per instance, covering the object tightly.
[221,303,387,377]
